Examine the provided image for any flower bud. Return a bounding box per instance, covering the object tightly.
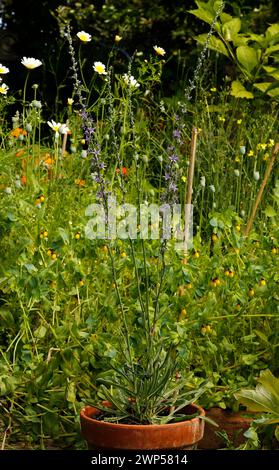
[253,171,260,181]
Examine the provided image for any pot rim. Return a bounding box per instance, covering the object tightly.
[80,402,205,430]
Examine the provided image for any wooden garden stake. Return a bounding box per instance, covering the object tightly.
[183,127,198,261]
[245,142,279,237]
[61,131,68,156]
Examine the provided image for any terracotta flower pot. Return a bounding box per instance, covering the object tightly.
[80,403,205,450]
[198,407,255,449]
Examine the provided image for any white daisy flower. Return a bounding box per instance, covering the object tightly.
[21,57,42,70]
[77,31,92,42]
[93,61,107,75]
[0,64,9,74]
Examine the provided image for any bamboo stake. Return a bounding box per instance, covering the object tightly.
[183,127,198,260]
[245,142,279,237]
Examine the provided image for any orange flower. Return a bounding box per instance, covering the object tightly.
[10,128,27,138]
[44,156,54,166]
[75,179,86,187]
[15,149,25,158]
[21,175,27,185]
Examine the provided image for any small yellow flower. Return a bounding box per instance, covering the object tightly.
[67,98,74,105]
[120,252,127,258]
[77,31,92,42]
[211,233,218,242]
[114,35,122,43]
[186,283,193,290]
[51,253,57,260]
[181,175,187,183]
[228,270,234,278]
[80,138,86,145]
[235,156,240,162]
[179,309,187,321]
[257,143,267,151]
[268,138,275,148]
[248,288,255,298]
[50,281,57,289]
[201,325,212,334]
[40,195,45,202]
[210,87,217,92]
[236,303,241,310]
[247,150,254,157]
[193,250,200,259]
[153,45,166,56]
[237,119,242,125]
[93,61,107,75]
[259,278,266,287]
[75,232,81,240]
[235,224,241,232]
[263,153,269,161]
[178,286,185,297]
[211,278,220,287]
[271,247,277,254]
[43,230,48,238]
[225,270,230,277]
[79,280,85,287]
[218,116,225,122]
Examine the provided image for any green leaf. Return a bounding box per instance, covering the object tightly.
[275,425,279,442]
[220,12,233,24]
[24,263,38,274]
[66,382,76,403]
[222,18,241,41]
[266,44,279,55]
[264,205,277,217]
[189,8,215,25]
[263,66,279,80]
[236,45,259,73]
[58,227,69,245]
[254,82,279,97]
[231,80,254,99]
[266,24,279,39]
[194,34,229,57]
[34,325,47,339]
[235,369,279,416]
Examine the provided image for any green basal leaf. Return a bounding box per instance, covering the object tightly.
[230,80,254,99]
[235,369,279,416]
[236,45,259,74]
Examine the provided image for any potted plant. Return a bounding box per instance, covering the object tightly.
[64,26,209,450]
[235,369,279,449]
